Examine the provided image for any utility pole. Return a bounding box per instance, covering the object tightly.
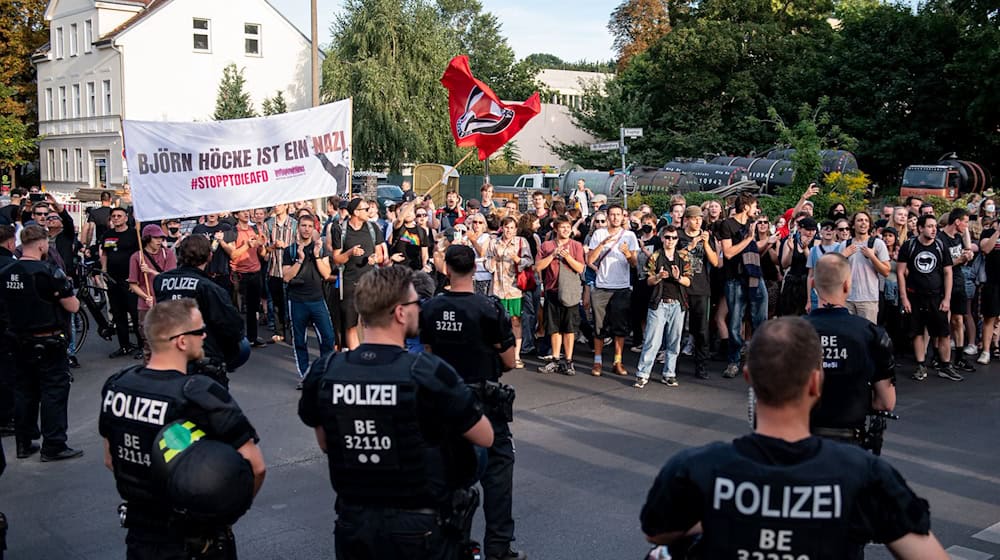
[311,0,320,107]
[619,123,627,209]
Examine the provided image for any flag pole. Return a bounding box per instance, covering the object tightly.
[424,149,476,201]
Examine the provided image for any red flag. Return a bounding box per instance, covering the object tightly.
[441,55,541,161]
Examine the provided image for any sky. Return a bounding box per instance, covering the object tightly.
[268,0,617,63]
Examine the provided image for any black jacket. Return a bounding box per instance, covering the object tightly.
[153,265,244,363]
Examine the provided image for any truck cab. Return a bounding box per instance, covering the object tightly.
[901,165,960,200]
[492,173,562,210]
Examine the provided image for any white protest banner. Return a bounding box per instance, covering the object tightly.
[123,99,352,222]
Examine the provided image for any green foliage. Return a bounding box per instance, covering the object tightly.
[523,53,617,72]
[261,91,288,116]
[213,64,256,120]
[0,85,39,171]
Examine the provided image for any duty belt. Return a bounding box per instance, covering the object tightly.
[812,426,862,441]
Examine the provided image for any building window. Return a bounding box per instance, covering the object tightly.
[87,82,95,116]
[45,88,53,120]
[72,84,81,117]
[70,23,78,56]
[59,86,67,118]
[76,148,84,180]
[61,149,69,180]
[193,18,211,52]
[55,27,64,59]
[47,150,55,180]
[244,23,261,56]
[102,80,112,114]
[84,19,93,53]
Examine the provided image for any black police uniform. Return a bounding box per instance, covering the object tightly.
[806,306,895,445]
[0,257,76,458]
[99,365,259,560]
[640,434,933,560]
[153,266,244,385]
[419,292,518,559]
[0,246,16,432]
[298,344,484,560]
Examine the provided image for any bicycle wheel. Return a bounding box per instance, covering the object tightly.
[73,310,89,354]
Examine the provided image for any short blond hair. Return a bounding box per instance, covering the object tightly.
[145,298,199,350]
[355,267,414,328]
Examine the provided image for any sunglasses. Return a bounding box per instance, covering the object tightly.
[758,220,770,224]
[663,236,678,240]
[396,299,421,312]
[416,213,427,217]
[837,227,850,231]
[168,325,207,340]
[32,212,47,216]
[594,219,606,224]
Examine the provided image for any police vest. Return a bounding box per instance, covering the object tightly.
[807,308,887,429]
[315,351,447,508]
[0,259,71,334]
[693,440,872,560]
[421,293,506,383]
[100,366,190,506]
[154,267,204,302]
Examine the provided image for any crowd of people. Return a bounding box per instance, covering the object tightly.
[0,180,998,389]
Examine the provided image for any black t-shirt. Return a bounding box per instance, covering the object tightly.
[677,230,711,296]
[420,291,509,383]
[640,434,931,559]
[652,251,685,302]
[898,236,952,296]
[391,224,427,270]
[192,223,236,278]
[715,217,750,280]
[88,206,112,243]
[939,230,965,281]
[981,229,1000,283]
[100,227,140,280]
[282,241,327,301]
[331,221,385,287]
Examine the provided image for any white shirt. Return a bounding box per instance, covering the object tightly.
[588,228,639,290]
[572,189,591,217]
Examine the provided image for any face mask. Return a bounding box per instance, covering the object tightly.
[630,222,640,231]
[640,224,653,234]
[168,227,180,234]
[987,204,996,213]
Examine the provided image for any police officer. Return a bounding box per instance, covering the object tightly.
[807,253,896,447]
[420,245,526,560]
[153,235,246,386]
[0,225,82,462]
[640,317,948,560]
[298,266,493,559]
[0,224,16,435]
[99,298,266,559]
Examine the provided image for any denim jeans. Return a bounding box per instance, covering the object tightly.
[520,285,540,353]
[636,301,685,379]
[725,278,768,364]
[288,298,335,377]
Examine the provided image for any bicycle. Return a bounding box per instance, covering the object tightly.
[72,262,117,354]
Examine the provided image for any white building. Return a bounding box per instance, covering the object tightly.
[33,0,316,193]
[511,69,612,168]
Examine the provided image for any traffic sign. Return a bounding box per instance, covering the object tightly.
[622,127,644,138]
[590,141,621,152]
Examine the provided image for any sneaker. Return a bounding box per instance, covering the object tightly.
[40,447,84,462]
[295,380,303,390]
[681,338,693,356]
[964,344,978,356]
[629,345,642,353]
[564,362,576,376]
[487,547,527,560]
[929,356,940,370]
[655,350,665,364]
[108,346,133,359]
[955,358,976,373]
[993,347,1000,360]
[633,377,649,389]
[936,364,964,381]
[912,364,928,381]
[977,351,990,365]
[661,376,679,387]
[722,363,739,378]
[538,361,564,375]
[695,367,709,380]
[67,356,80,369]
[603,337,613,345]
[612,362,628,376]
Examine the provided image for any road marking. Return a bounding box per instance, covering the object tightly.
[974,521,1000,545]
[946,545,993,560]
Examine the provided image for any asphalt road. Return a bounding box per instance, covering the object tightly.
[2,334,999,559]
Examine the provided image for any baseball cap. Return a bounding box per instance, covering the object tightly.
[798,217,818,231]
[142,224,167,238]
[684,205,703,219]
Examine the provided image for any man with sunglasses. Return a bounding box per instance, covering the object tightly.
[331,198,385,350]
[102,207,142,359]
[100,298,266,559]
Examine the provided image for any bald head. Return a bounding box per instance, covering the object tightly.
[813,253,851,300]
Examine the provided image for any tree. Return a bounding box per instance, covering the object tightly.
[261,91,288,116]
[0,85,39,178]
[213,64,256,120]
[608,0,674,69]
[323,0,457,172]
[0,0,49,185]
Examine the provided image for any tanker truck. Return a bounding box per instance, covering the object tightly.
[900,154,992,201]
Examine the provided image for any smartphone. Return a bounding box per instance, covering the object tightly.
[29,193,45,203]
[453,231,462,242]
